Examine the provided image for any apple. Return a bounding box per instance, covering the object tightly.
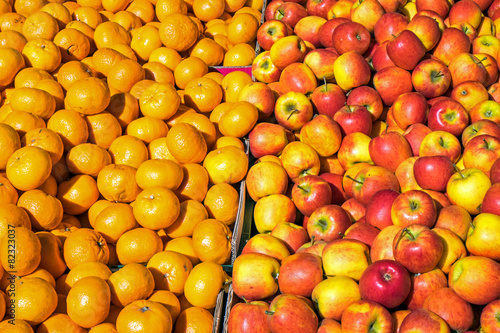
[374,12,409,44]
[312,275,361,321]
[239,82,276,121]
[423,189,451,212]
[392,310,411,333]
[343,222,381,248]
[446,168,492,215]
[449,0,483,29]
[269,35,307,70]
[265,0,284,21]
[310,83,346,117]
[399,308,451,333]
[480,299,500,333]
[432,227,468,274]
[476,53,499,88]
[432,27,471,66]
[466,212,500,260]
[427,98,470,136]
[279,62,318,96]
[342,163,373,199]
[365,189,399,230]
[451,22,478,45]
[463,134,500,177]
[322,239,371,281]
[391,190,437,228]
[317,319,342,333]
[300,114,342,158]
[412,10,446,31]
[387,30,426,71]
[333,105,373,137]
[341,300,394,333]
[415,0,451,18]
[280,141,321,182]
[246,161,289,202]
[413,155,455,192]
[292,175,333,217]
[307,0,337,18]
[241,233,291,261]
[271,222,310,254]
[395,157,422,193]
[297,238,328,257]
[369,131,413,173]
[481,183,500,215]
[346,86,384,121]
[307,204,352,243]
[461,119,500,146]
[318,154,345,178]
[320,172,348,205]
[248,122,288,159]
[257,19,291,51]
[318,18,351,48]
[391,92,429,130]
[254,194,296,234]
[332,21,371,55]
[273,2,309,28]
[393,224,443,273]
[448,53,487,87]
[469,99,500,125]
[473,36,500,61]
[294,16,327,49]
[333,51,371,92]
[274,91,313,132]
[232,253,280,301]
[411,59,452,99]
[419,130,462,163]
[267,294,319,333]
[252,51,282,84]
[491,158,500,184]
[349,165,400,206]
[434,205,472,241]
[337,132,374,170]
[370,225,403,262]
[350,0,386,33]
[341,198,367,222]
[403,123,433,156]
[227,299,270,333]
[373,66,413,106]
[448,255,500,305]
[404,268,448,310]
[406,15,441,52]
[371,41,397,72]
[450,80,489,112]
[278,253,324,298]
[303,49,338,82]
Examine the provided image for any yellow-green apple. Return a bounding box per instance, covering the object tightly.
[264,0,284,21]
[432,27,471,66]
[399,308,451,333]
[307,204,352,242]
[333,105,373,137]
[370,225,403,262]
[274,91,313,131]
[333,51,371,92]
[266,294,319,333]
[469,100,500,125]
[404,268,448,310]
[448,53,488,87]
[359,259,411,309]
[303,49,338,82]
[449,0,483,29]
[257,19,291,51]
[462,119,500,146]
[346,86,384,121]
[491,158,500,183]
[350,0,386,33]
[427,98,470,136]
[365,189,399,230]
[269,35,307,70]
[341,300,394,333]
[320,172,348,205]
[312,275,361,321]
[403,123,433,156]
[393,224,443,273]
[300,115,342,158]
[413,10,446,31]
[252,51,282,83]
[373,66,413,106]
[318,17,351,48]
[343,163,373,198]
[343,222,381,248]
[248,122,288,159]
[337,132,374,170]
[391,92,429,130]
[446,168,492,215]
[423,288,474,332]
[227,299,270,333]
[341,198,367,222]
[271,222,310,254]
[349,166,400,206]
[273,2,308,28]
[307,0,337,18]
[317,318,342,333]
[466,212,500,260]
[331,21,371,55]
[296,238,328,257]
[374,12,409,44]
[413,155,455,192]
[280,141,321,182]
[246,161,289,202]
[480,299,500,333]
[392,310,411,333]
[294,16,327,49]
[432,227,468,274]
[278,252,323,297]
[292,175,333,217]
[419,131,462,163]
[434,205,472,241]
[242,233,291,261]
[310,83,346,117]
[391,190,437,228]
[368,131,413,173]
[279,62,318,95]
[254,194,297,234]
[386,30,426,70]
[371,41,397,71]
[450,80,489,112]
[239,82,276,121]
[406,15,441,52]
[395,156,422,193]
[481,182,500,214]
[232,253,280,301]
[322,238,370,280]
[463,135,500,176]
[411,59,452,99]
[415,0,451,18]
[448,255,500,305]
[476,53,499,87]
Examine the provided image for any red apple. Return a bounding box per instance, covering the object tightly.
[267,294,319,333]
[294,16,327,49]
[434,204,472,241]
[343,222,381,248]
[337,132,374,170]
[469,99,500,125]
[391,190,437,228]
[404,268,448,310]
[370,225,402,262]
[318,18,351,48]
[369,131,413,173]
[371,41,397,72]
[406,15,442,52]
[333,51,371,92]
[415,0,452,18]
[307,204,352,243]
[310,83,346,117]
[292,175,333,217]
[265,0,284,21]
[248,122,289,159]
[227,300,271,333]
[399,308,451,333]
[450,80,489,112]
[411,59,452,99]
[296,238,328,257]
[246,161,289,202]
[341,300,394,333]
[403,123,433,156]
[241,233,291,261]
[257,19,291,51]
[274,91,314,132]
[317,319,342,333]
[461,119,500,146]
[252,51,282,84]
[395,157,422,193]
[480,299,500,333]
[449,0,483,29]
[300,114,342,158]
[278,252,324,298]
[350,0,386,33]
[419,131,462,163]
[373,66,413,106]
[280,141,321,182]
[273,2,309,28]
[432,27,471,66]
[374,12,409,45]
[269,35,307,70]
[332,21,371,55]
[391,92,429,130]
[341,198,367,222]
[333,105,373,137]
[365,189,399,230]
[413,155,455,192]
[424,288,474,331]
[307,0,337,18]
[448,52,487,87]
[271,222,310,254]
[387,30,426,70]
[463,134,500,177]
[303,48,338,82]
[320,172,348,205]
[279,62,318,95]
[346,86,384,121]
[350,165,400,206]
[491,157,500,183]
[427,98,470,136]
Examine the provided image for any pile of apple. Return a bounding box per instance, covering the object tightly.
[225,0,500,331]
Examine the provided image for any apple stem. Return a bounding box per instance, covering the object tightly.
[469,221,475,230]
[310,235,315,246]
[453,164,465,179]
[339,232,345,238]
[323,76,327,87]
[241,296,249,304]
[297,185,310,193]
[394,227,414,249]
[287,110,299,120]
[265,310,275,316]
[345,175,364,184]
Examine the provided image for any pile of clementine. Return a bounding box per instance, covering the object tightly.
[0,0,263,331]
